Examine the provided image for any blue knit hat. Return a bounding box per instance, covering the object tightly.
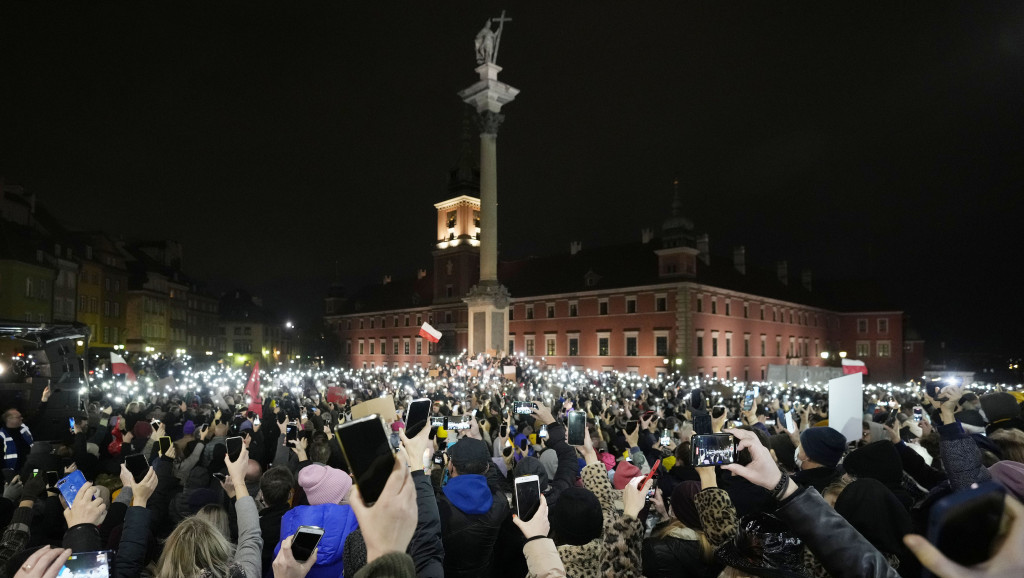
[799,427,846,469]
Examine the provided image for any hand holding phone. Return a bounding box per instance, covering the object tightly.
[906,485,1024,578]
[925,482,1006,567]
[159,436,172,456]
[345,441,417,564]
[640,458,662,498]
[288,526,325,563]
[405,398,431,438]
[125,454,149,483]
[226,436,244,462]
[514,475,541,522]
[511,493,550,539]
[742,391,755,412]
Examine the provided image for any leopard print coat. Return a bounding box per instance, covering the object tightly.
[547,463,643,578]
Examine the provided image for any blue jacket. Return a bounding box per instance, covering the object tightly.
[273,503,359,578]
[437,474,508,578]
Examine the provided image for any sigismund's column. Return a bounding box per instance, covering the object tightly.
[458,12,519,356]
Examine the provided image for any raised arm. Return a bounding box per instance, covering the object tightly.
[114,466,158,578]
[226,447,264,578]
[400,425,444,577]
[693,464,738,547]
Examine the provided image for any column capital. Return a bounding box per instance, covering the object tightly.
[476,110,505,136]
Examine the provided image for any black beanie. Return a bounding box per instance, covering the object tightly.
[843,441,903,486]
[799,427,846,469]
[980,393,1020,424]
[549,487,603,546]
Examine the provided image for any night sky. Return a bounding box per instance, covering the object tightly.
[2,2,1022,361]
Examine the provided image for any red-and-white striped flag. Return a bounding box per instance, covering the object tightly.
[419,322,442,343]
[842,358,868,375]
[111,352,137,382]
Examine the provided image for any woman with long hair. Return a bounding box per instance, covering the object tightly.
[154,446,261,577]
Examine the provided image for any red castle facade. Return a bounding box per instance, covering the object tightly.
[324,181,921,383]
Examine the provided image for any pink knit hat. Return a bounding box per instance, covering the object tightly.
[298,464,353,505]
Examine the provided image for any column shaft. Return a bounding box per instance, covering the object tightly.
[479,132,499,283]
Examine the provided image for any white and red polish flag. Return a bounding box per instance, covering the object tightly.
[110,352,137,382]
[419,322,442,343]
[842,358,868,375]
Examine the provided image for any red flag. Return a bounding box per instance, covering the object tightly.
[419,322,442,343]
[110,352,136,382]
[841,358,868,375]
[245,362,262,417]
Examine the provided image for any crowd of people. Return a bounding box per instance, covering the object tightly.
[2,353,1024,577]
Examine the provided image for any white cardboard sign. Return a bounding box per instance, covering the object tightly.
[827,372,863,445]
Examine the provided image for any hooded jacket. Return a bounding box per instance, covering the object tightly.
[436,473,509,578]
[273,503,359,578]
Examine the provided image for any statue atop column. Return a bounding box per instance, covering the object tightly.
[475,10,511,65]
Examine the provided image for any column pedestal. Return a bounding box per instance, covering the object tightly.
[464,281,510,356]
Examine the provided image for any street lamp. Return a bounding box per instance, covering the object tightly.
[839,351,847,358]
[820,351,830,359]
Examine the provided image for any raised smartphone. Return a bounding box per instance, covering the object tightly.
[336,414,396,506]
[291,525,325,563]
[515,474,541,522]
[125,453,149,483]
[405,398,431,437]
[226,436,243,462]
[691,433,737,466]
[566,410,586,446]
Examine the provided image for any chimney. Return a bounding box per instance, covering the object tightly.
[696,233,710,265]
[733,245,746,275]
[777,261,788,285]
[416,269,427,280]
[641,228,654,244]
[801,269,812,291]
[570,241,582,255]
[382,275,392,285]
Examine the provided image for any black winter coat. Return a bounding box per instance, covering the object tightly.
[436,484,510,578]
[642,528,720,578]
